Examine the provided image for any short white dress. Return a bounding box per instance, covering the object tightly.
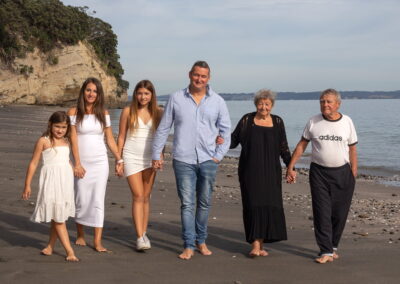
[123,118,154,177]
[70,114,111,228]
[31,142,75,223]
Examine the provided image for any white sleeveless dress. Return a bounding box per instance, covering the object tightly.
[70,114,111,228]
[123,117,154,177]
[31,144,75,223]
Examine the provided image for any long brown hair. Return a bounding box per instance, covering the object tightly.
[42,111,71,146]
[129,80,161,133]
[75,77,106,129]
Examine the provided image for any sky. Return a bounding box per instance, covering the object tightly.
[61,0,400,95]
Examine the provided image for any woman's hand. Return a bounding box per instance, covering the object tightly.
[153,153,164,171]
[115,162,124,177]
[74,165,86,178]
[216,136,224,145]
[22,186,31,200]
[286,168,296,184]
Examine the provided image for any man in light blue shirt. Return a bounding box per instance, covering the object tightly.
[152,61,231,260]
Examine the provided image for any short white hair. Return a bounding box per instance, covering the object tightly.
[320,88,341,102]
[254,89,277,106]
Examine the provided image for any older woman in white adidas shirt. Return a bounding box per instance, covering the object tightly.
[286,88,358,264]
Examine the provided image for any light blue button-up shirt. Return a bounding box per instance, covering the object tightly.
[152,86,231,164]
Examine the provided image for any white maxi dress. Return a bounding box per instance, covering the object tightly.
[70,114,111,228]
[123,118,154,177]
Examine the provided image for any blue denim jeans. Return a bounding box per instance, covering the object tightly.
[173,159,218,249]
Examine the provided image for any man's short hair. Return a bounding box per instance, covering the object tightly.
[320,88,341,102]
[190,61,210,74]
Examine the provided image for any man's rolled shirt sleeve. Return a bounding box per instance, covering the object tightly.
[214,99,231,161]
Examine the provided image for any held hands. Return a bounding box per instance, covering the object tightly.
[286,168,297,184]
[22,186,31,200]
[216,135,224,145]
[152,160,164,171]
[74,164,86,178]
[115,161,124,177]
[152,153,164,171]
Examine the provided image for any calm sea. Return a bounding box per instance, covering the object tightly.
[109,99,400,182]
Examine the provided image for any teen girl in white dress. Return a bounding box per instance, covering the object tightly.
[68,77,123,252]
[117,80,162,251]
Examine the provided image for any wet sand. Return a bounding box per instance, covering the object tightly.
[0,105,399,284]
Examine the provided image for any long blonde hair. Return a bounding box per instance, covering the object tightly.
[129,80,161,132]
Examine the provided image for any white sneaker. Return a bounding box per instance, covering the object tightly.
[143,232,151,249]
[136,237,150,251]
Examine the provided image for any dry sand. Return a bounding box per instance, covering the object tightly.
[0,105,399,284]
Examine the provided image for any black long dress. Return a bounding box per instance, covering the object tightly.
[230,112,292,243]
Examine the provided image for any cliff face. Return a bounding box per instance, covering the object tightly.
[0,41,127,107]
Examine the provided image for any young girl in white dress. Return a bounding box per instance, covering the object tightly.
[117,80,163,251]
[22,111,79,262]
[68,78,123,252]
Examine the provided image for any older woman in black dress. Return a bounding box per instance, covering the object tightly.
[230,89,292,257]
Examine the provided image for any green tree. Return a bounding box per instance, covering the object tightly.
[0,0,128,90]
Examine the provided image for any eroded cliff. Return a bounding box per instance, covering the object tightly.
[0,41,127,107]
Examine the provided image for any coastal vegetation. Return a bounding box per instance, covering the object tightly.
[0,0,128,90]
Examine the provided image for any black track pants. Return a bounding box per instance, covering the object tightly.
[309,162,355,255]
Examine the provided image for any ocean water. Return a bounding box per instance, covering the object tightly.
[109,99,400,181]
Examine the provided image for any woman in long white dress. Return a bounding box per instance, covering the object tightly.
[117,80,162,251]
[68,77,123,252]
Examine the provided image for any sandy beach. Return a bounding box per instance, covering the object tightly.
[0,105,399,284]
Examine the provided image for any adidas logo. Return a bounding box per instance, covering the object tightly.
[318,135,342,141]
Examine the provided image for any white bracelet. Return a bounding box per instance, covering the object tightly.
[116,159,124,164]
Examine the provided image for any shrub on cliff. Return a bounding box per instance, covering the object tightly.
[0,0,128,90]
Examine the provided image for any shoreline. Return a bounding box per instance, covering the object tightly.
[224,156,400,188]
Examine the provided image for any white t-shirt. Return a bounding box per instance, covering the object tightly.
[302,113,358,167]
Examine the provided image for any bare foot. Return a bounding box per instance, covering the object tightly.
[75,237,87,246]
[259,249,269,256]
[196,243,212,256]
[333,251,339,259]
[315,255,333,264]
[40,246,53,256]
[178,248,194,260]
[249,248,260,257]
[95,245,110,253]
[249,239,264,257]
[65,255,80,262]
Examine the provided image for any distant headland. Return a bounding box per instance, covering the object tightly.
[158,90,400,101]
